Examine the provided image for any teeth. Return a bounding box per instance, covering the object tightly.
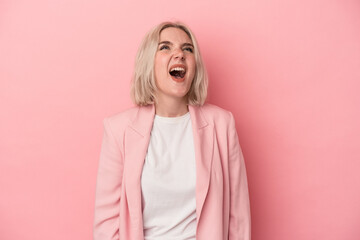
[170,67,185,72]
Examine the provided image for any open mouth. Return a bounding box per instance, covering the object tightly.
[169,66,186,79]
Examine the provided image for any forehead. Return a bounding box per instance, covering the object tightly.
[159,27,193,44]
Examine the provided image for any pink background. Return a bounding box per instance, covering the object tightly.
[1,0,360,239]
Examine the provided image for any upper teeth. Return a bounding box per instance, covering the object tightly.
[170,67,185,72]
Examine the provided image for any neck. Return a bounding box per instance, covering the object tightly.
[154,95,189,117]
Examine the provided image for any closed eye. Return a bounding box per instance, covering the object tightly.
[159,45,170,50]
[184,47,193,53]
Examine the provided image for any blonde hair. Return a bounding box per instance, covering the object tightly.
[130,21,208,106]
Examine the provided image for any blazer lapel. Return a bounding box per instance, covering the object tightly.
[124,104,214,232]
[188,104,214,226]
[124,104,155,230]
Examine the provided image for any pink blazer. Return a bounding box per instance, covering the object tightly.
[93,103,251,240]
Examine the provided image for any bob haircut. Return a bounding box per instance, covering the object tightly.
[130,21,208,106]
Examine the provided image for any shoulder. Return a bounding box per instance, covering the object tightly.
[105,105,139,123]
[102,105,141,133]
[198,103,234,124]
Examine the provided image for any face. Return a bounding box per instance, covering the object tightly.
[154,27,196,103]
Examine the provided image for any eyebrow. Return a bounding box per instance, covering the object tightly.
[158,41,194,48]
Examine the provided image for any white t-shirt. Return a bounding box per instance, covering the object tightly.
[141,112,197,240]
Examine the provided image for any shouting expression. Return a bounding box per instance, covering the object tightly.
[154,27,196,103]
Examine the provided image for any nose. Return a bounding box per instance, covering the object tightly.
[174,48,185,60]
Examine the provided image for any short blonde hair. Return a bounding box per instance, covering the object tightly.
[130,21,208,106]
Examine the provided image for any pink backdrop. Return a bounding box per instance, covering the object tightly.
[1,0,359,239]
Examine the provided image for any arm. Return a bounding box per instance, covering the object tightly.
[228,112,251,240]
[93,118,124,240]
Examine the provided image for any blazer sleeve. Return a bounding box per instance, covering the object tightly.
[93,118,124,240]
[228,112,251,240]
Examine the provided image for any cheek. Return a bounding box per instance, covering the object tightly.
[154,55,161,71]
[188,54,196,68]
[154,56,167,80]
[189,59,196,78]
[155,53,168,66]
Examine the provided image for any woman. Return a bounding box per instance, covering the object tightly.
[93,21,251,240]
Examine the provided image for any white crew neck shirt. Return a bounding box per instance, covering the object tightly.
[141,112,197,240]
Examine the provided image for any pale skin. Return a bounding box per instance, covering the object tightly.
[154,27,196,117]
